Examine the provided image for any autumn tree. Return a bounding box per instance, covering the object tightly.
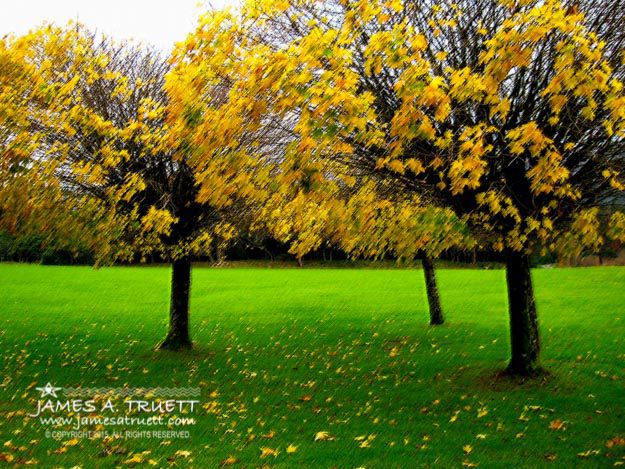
[0,33,95,260]
[341,182,472,325]
[256,168,473,325]
[0,24,262,350]
[180,8,469,325]
[204,0,625,375]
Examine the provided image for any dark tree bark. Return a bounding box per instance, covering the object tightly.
[159,257,192,350]
[422,256,444,325]
[505,252,541,375]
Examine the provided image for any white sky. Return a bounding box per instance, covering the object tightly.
[0,0,239,51]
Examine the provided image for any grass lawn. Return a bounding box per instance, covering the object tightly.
[0,264,624,467]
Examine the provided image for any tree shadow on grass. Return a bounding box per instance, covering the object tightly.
[470,366,572,394]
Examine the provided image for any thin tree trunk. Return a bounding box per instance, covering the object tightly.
[422,256,444,325]
[505,252,540,375]
[159,258,192,350]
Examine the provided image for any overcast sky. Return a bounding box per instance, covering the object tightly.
[0,0,238,51]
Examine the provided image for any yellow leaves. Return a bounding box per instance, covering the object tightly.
[607,437,625,448]
[64,438,80,447]
[260,447,279,458]
[286,444,298,453]
[118,173,147,203]
[387,159,405,174]
[447,125,493,195]
[123,454,145,465]
[314,431,335,441]
[123,451,155,465]
[355,434,376,448]
[577,449,601,459]
[448,67,487,102]
[221,455,239,465]
[507,122,551,157]
[463,444,473,454]
[602,169,624,191]
[405,158,425,175]
[608,212,625,243]
[141,207,177,237]
[364,23,421,74]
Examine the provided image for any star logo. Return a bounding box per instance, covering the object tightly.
[35,383,62,398]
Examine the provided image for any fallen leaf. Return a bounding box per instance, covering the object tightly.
[123,454,144,465]
[577,449,600,458]
[260,447,279,458]
[549,420,566,431]
[607,437,625,448]
[314,431,334,441]
[64,438,80,447]
[220,456,239,465]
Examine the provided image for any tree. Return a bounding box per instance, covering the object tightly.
[1,24,261,350]
[0,33,94,260]
[341,183,472,325]
[214,0,625,374]
[180,6,468,326]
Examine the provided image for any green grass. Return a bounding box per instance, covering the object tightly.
[0,264,624,467]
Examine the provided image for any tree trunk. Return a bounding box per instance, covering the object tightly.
[159,258,192,350]
[422,256,444,325]
[505,252,540,375]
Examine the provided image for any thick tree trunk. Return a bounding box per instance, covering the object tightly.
[422,256,444,325]
[159,258,192,350]
[505,252,540,375]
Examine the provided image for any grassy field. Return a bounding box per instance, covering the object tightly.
[0,264,624,467]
